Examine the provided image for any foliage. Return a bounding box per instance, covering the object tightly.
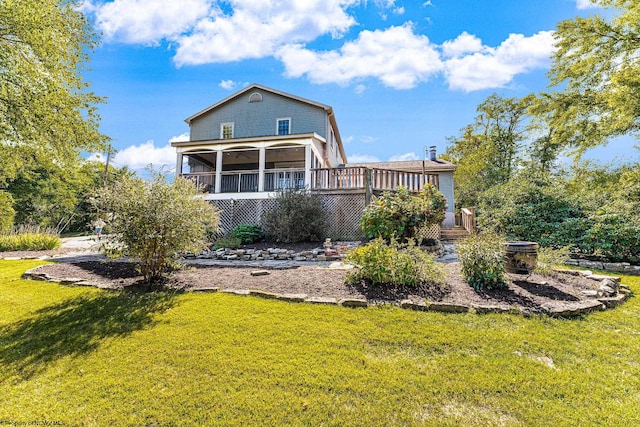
[478,172,590,249]
[345,238,445,287]
[261,189,327,243]
[3,260,640,425]
[546,0,640,152]
[230,224,264,245]
[0,0,107,182]
[360,185,446,241]
[0,226,60,251]
[457,233,507,290]
[213,236,241,250]
[535,246,572,276]
[97,172,220,282]
[0,191,15,234]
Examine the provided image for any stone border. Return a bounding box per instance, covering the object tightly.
[21,266,632,318]
[564,259,640,275]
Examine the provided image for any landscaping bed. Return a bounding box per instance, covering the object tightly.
[31,259,629,316]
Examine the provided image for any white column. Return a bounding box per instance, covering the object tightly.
[215,150,223,193]
[304,145,312,189]
[258,147,266,192]
[175,152,183,176]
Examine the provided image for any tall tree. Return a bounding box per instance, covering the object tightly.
[0,0,107,182]
[547,0,640,153]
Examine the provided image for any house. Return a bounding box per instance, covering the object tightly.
[172,84,457,236]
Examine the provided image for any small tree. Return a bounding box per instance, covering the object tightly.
[360,185,446,241]
[0,191,15,234]
[98,172,219,282]
[261,189,327,243]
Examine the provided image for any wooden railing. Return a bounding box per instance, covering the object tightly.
[461,207,476,233]
[182,172,215,193]
[311,167,439,192]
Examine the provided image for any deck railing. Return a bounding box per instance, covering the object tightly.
[311,167,439,192]
[181,172,216,193]
[220,170,259,193]
[461,207,476,233]
[264,168,305,191]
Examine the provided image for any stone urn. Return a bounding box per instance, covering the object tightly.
[505,241,539,274]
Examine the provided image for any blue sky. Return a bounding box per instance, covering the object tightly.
[82,0,637,173]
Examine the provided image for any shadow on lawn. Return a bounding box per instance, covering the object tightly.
[0,289,179,382]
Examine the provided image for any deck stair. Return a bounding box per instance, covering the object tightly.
[440,227,470,242]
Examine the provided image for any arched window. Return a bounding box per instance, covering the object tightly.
[248,92,263,103]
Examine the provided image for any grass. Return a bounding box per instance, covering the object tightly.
[1,260,640,426]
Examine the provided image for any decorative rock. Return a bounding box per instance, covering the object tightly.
[587,274,621,282]
[316,255,327,261]
[599,285,617,297]
[191,287,219,293]
[249,290,279,299]
[400,299,428,311]
[224,255,238,261]
[542,300,605,317]
[428,302,469,313]
[293,256,307,261]
[579,260,604,270]
[580,290,601,298]
[219,289,250,296]
[578,270,593,277]
[250,270,270,276]
[471,304,509,314]
[338,298,368,308]
[598,294,627,308]
[603,262,628,272]
[601,278,620,289]
[563,260,580,266]
[276,293,307,303]
[59,278,85,285]
[305,296,338,305]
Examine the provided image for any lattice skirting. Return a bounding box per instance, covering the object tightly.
[210,192,367,241]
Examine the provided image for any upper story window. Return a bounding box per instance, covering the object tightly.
[248,92,263,103]
[220,122,234,139]
[277,118,291,135]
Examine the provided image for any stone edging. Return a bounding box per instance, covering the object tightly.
[565,259,640,275]
[22,266,632,318]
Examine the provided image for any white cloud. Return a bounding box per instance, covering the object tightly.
[111,141,176,171]
[388,152,420,161]
[219,80,237,90]
[90,0,211,44]
[347,154,381,163]
[278,24,443,89]
[576,0,598,9]
[393,6,405,15]
[169,133,190,143]
[354,84,367,94]
[361,136,378,144]
[442,32,483,58]
[443,31,556,91]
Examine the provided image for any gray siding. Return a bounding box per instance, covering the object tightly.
[190,89,328,141]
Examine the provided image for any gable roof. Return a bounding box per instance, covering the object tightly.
[347,159,456,172]
[185,83,332,124]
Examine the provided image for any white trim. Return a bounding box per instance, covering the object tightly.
[204,192,278,201]
[248,92,263,103]
[220,122,234,139]
[276,117,291,135]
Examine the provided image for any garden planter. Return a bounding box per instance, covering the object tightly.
[505,241,539,274]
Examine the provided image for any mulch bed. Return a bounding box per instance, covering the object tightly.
[33,259,604,314]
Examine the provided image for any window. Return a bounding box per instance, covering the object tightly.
[220,122,234,139]
[248,92,263,103]
[277,118,291,135]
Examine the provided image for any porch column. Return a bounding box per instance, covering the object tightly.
[175,152,183,176]
[258,147,266,192]
[304,145,312,189]
[215,149,223,193]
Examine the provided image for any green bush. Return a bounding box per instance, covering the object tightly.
[261,189,327,243]
[456,233,507,290]
[230,224,264,245]
[213,235,241,250]
[360,185,446,242]
[345,238,445,287]
[535,246,572,276]
[0,191,15,234]
[97,172,220,282]
[0,226,60,251]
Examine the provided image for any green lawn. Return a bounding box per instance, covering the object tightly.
[1,260,639,426]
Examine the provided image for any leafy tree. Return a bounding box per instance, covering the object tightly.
[547,0,640,152]
[0,0,106,182]
[98,172,220,282]
[360,185,446,241]
[0,190,15,233]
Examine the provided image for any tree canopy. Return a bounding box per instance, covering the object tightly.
[0,0,107,182]
[547,0,640,152]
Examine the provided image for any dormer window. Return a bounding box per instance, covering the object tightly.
[220,122,234,139]
[248,92,263,103]
[277,118,291,135]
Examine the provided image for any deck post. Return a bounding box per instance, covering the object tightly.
[304,145,312,189]
[258,147,266,192]
[215,150,223,193]
[365,168,373,205]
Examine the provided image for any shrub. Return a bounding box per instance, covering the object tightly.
[213,235,241,250]
[0,191,15,234]
[97,172,220,282]
[230,224,264,245]
[0,225,60,251]
[456,233,507,290]
[345,238,445,287]
[261,189,327,243]
[535,246,572,276]
[360,185,447,242]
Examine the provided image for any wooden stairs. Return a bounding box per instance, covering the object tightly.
[440,226,470,242]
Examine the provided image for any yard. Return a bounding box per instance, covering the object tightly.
[2,259,640,426]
